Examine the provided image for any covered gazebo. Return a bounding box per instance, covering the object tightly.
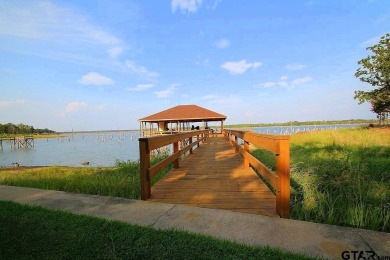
[138,105,227,137]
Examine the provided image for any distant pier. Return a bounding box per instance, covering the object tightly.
[0,136,34,149]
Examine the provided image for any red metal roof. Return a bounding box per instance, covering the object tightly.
[139,105,227,122]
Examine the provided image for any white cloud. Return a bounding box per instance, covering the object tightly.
[291,76,312,86]
[286,63,306,71]
[0,2,123,45]
[195,58,210,66]
[154,86,176,98]
[93,104,107,112]
[125,60,159,78]
[171,0,203,14]
[127,84,154,91]
[0,2,125,63]
[0,99,27,107]
[65,102,87,113]
[258,75,312,88]
[221,59,262,75]
[78,72,115,86]
[211,0,223,9]
[278,81,289,87]
[0,100,11,107]
[215,39,231,49]
[108,47,123,58]
[262,82,277,88]
[278,76,289,87]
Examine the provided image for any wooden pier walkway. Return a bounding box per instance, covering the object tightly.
[139,129,290,218]
[149,135,277,216]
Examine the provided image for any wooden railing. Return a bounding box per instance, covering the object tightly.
[139,130,210,200]
[223,129,290,218]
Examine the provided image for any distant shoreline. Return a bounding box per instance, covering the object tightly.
[223,119,375,129]
[0,134,65,139]
[60,119,377,133]
[59,129,140,134]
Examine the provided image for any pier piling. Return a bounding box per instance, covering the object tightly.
[0,136,34,149]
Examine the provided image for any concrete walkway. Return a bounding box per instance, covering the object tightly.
[1,185,389,259]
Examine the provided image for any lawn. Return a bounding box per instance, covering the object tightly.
[0,201,310,259]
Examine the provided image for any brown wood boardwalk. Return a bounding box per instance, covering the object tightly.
[149,135,278,216]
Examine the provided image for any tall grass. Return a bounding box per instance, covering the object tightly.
[252,128,390,232]
[0,154,171,200]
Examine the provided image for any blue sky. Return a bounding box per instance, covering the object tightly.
[1,0,389,131]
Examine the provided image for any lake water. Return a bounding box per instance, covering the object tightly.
[0,131,141,167]
[252,124,366,135]
[0,124,366,167]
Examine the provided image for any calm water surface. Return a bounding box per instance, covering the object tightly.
[0,131,140,167]
[252,124,366,135]
[0,124,366,167]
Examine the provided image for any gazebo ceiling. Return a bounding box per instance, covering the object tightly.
[138,105,227,123]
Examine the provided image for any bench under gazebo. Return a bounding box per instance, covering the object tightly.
[138,105,227,137]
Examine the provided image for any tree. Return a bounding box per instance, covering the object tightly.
[0,123,55,135]
[354,33,390,125]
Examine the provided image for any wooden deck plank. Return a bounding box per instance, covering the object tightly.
[149,135,278,217]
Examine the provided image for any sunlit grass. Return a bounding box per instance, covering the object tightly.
[0,155,171,200]
[252,127,390,232]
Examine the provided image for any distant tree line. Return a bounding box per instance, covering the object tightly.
[224,119,376,129]
[0,123,56,135]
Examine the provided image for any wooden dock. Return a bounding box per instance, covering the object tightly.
[0,136,34,149]
[149,135,277,216]
[139,129,290,218]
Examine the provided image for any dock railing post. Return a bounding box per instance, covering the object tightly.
[173,141,179,168]
[244,141,250,168]
[234,136,239,153]
[139,138,151,200]
[189,137,193,154]
[275,139,290,218]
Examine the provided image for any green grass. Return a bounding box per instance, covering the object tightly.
[0,201,310,259]
[0,155,171,200]
[252,128,390,232]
